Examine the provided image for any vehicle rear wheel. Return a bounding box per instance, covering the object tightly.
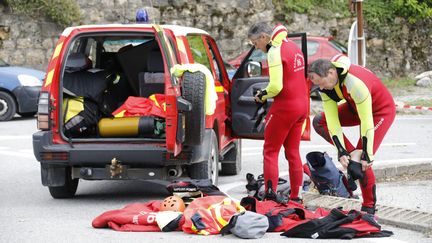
[189,130,219,185]
[221,139,242,175]
[182,71,205,145]
[48,167,79,199]
[0,91,17,121]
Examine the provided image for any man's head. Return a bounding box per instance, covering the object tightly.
[308,59,339,90]
[247,22,272,53]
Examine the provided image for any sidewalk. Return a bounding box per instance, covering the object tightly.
[304,157,432,237]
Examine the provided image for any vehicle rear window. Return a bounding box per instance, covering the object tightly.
[293,40,319,57]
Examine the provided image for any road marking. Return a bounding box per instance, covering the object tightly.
[0,135,31,141]
[396,116,432,120]
[219,157,432,197]
[243,142,417,156]
[0,149,35,159]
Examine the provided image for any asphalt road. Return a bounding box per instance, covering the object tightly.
[1,115,432,242]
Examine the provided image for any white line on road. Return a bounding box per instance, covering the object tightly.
[0,135,31,141]
[0,149,35,159]
[242,142,417,155]
[219,157,432,197]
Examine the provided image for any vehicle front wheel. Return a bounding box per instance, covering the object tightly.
[48,167,79,199]
[189,130,219,185]
[0,91,17,121]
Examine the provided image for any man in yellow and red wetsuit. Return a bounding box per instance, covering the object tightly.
[248,22,309,202]
[308,55,396,214]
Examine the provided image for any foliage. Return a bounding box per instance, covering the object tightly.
[275,0,432,26]
[4,0,82,27]
[382,77,417,89]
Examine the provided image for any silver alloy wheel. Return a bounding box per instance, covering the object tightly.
[0,99,7,116]
[209,141,219,184]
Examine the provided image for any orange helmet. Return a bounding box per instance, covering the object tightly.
[160,196,186,212]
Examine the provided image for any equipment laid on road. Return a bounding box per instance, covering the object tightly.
[305,151,353,198]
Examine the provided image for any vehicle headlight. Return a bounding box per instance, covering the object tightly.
[17,74,43,86]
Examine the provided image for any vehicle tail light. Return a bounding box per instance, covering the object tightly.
[40,152,69,161]
[37,92,51,130]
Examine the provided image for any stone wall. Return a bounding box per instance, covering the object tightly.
[0,1,431,78]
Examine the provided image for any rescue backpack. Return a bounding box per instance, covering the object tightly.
[63,97,101,138]
[305,151,352,198]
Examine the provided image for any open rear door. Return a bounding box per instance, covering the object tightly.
[231,32,310,140]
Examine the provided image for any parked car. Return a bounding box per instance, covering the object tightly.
[228,36,348,69]
[32,24,310,198]
[229,36,347,98]
[0,58,45,121]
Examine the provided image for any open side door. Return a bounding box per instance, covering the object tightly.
[231,32,310,140]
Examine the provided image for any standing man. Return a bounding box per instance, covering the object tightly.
[308,55,396,214]
[248,23,309,202]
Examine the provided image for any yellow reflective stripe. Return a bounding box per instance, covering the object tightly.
[176,36,188,60]
[222,198,231,205]
[114,110,126,118]
[44,69,54,87]
[153,24,162,32]
[149,94,160,108]
[52,42,63,60]
[302,119,307,133]
[213,205,228,228]
[215,86,224,93]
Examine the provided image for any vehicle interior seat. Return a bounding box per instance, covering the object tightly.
[138,49,165,97]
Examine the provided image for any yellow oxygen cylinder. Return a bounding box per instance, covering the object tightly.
[98,117,155,137]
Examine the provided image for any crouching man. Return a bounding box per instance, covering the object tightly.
[308,55,396,214]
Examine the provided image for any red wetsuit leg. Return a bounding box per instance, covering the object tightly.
[283,115,306,199]
[357,107,396,208]
[312,103,360,152]
[263,111,289,192]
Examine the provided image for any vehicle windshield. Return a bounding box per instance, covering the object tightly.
[0,58,9,67]
[329,40,348,54]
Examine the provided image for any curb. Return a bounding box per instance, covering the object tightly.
[304,161,432,236]
[374,162,432,179]
[303,193,432,237]
[395,102,432,112]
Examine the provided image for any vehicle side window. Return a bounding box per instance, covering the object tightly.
[186,35,212,71]
[206,39,223,83]
[249,49,267,62]
[86,38,97,68]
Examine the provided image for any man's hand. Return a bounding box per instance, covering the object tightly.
[338,155,350,169]
[361,160,373,171]
[254,90,264,103]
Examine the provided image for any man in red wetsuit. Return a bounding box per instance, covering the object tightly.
[308,55,396,214]
[248,23,309,202]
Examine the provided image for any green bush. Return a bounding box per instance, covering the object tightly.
[4,0,82,27]
[274,0,432,26]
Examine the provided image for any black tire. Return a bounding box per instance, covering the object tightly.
[18,112,36,118]
[221,139,242,175]
[0,91,17,121]
[48,167,79,199]
[189,130,219,185]
[182,71,205,145]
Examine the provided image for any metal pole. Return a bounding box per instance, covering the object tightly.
[356,0,364,66]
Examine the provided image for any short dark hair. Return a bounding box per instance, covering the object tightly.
[308,59,335,77]
[247,22,272,39]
